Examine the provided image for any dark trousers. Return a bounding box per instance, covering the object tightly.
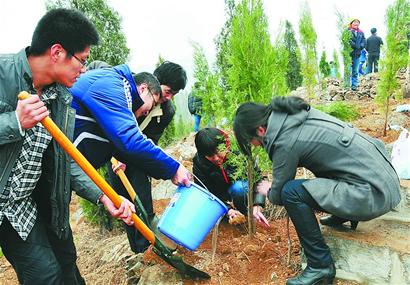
[108,163,153,253]
[281,179,333,268]
[367,54,380,73]
[0,217,85,285]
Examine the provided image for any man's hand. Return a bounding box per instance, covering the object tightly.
[253,205,270,228]
[16,94,49,129]
[256,180,271,196]
[171,164,191,186]
[99,194,135,225]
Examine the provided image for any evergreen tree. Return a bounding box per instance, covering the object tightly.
[332,49,341,79]
[226,0,277,115]
[191,42,223,125]
[47,0,130,65]
[272,26,290,96]
[284,20,303,90]
[319,50,331,78]
[298,1,318,98]
[215,0,236,92]
[376,0,410,135]
[335,9,352,88]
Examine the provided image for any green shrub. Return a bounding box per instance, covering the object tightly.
[314,101,360,122]
[0,247,3,258]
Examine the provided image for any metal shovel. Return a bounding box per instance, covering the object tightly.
[18,91,210,280]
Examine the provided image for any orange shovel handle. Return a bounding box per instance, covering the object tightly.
[18,91,155,243]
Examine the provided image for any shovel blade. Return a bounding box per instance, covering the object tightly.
[153,238,210,280]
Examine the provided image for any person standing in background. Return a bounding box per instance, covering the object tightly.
[348,18,366,91]
[188,82,203,132]
[366,28,383,74]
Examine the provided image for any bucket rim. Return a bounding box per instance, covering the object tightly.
[177,182,228,211]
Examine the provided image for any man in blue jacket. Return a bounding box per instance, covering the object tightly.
[69,64,191,198]
[107,62,189,253]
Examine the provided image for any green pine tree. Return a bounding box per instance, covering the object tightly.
[47,0,130,65]
[376,0,410,135]
[319,50,331,78]
[299,1,318,99]
[335,9,352,88]
[284,20,303,91]
[332,49,341,79]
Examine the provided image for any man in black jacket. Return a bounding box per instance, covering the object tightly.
[366,28,383,73]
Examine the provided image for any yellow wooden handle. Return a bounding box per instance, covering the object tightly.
[110,157,136,200]
[18,91,155,243]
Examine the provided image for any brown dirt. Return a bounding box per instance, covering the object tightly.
[1,97,409,285]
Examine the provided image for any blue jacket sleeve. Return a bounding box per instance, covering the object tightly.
[82,77,179,179]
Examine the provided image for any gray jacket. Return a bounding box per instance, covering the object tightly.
[0,48,102,239]
[263,107,401,221]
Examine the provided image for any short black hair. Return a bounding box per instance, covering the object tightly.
[30,8,99,56]
[153,61,187,92]
[195,128,225,157]
[371,28,377,34]
[133,72,162,97]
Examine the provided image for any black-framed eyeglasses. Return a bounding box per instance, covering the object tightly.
[70,52,88,67]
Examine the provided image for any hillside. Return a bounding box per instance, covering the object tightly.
[1,81,410,284]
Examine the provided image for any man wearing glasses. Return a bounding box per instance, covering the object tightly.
[108,61,189,254]
[0,9,134,285]
[69,65,191,208]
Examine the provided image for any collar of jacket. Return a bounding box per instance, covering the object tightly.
[263,109,309,154]
[16,48,70,105]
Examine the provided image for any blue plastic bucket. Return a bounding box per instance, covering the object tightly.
[157,183,228,250]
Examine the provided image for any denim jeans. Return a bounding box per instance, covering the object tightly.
[281,179,333,268]
[228,180,248,214]
[351,57,360,89]
[193,114,201,132]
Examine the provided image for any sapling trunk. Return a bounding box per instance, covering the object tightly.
[247,156,255,237]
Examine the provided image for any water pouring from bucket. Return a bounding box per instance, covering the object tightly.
[157,182,228,251]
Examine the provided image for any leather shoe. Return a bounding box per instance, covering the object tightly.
[320,215,358,230]
[286,263,336,285]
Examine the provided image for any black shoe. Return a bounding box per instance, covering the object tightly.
[286,263,336,285]
[320,215,358,230]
